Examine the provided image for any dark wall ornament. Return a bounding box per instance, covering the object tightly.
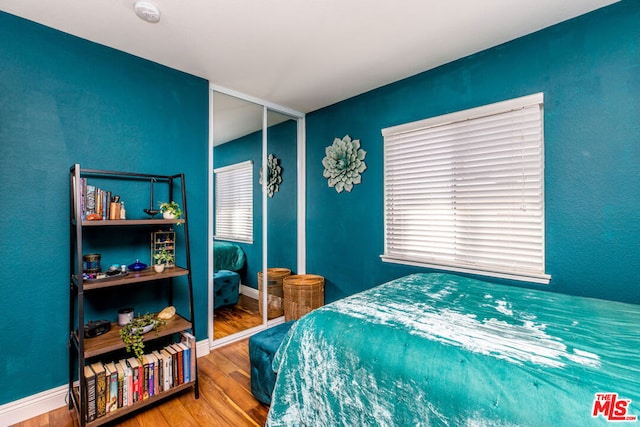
[322,135,367,193]
[259,153,283,197]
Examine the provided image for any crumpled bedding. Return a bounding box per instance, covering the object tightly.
[267,273,640,426]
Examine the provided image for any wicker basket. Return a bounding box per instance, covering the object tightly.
[257,268,291,319]
[283,274,325,321]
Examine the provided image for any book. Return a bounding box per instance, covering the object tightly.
[90,362,107,418]
[106,191,112,220]
[180,331,197,381]
[164,345,178,386]
[160,348,173,390]
[126,357,141,404]
[85,185,96,217]
[104,362,118,413]
[118,359,131,407]
[177,342,190,383]
[116,361,125,408]
[152,350,165,393]
[96,188,102,218]
[80,177,86,220]
[147,352,158,397]
[83,364,96,422]
[141,355,150,400]
[170,343,184,385]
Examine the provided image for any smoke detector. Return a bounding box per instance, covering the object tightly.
[134,1,161,23]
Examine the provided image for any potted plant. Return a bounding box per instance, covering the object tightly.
[119,312,166,360]
[153,248,174,272]
[159,201,182,220]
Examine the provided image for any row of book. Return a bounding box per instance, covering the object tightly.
[78,177,125,220]
[83,331,196,422]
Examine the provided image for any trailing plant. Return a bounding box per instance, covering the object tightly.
[119,312,166,360]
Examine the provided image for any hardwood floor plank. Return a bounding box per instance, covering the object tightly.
[219,343,252,373]
[134,408,172,427]
[184,372,254,426]
[50,406,79,427]
[16,415,49,427]
[156,397,201,427]
[198,358,263,422]
[214,295,262,340]
[116,416,142,427]
[228,370,252,395]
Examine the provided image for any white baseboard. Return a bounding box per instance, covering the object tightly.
[0,384,69,426]
[0,339,211,425]
[195,338,210,358]
[240,283,258,299]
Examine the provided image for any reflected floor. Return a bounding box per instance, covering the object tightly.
[214,294,262,339]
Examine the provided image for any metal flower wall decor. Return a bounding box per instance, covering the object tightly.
[259,153,283,197]
[322,135,367,193]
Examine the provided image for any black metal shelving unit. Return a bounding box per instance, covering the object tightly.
[68,164,198,427]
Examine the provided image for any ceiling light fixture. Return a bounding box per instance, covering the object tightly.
[134,1,161,24]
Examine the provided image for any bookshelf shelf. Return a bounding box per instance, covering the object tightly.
[72,314,193,359]
[71,381,195,427]
[73,267,189,290]
[80,218,185,227]
[68,164,199,426]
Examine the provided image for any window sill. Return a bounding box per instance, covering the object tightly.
[380,255,551,285]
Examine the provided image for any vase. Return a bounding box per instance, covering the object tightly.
[163,211,175,219]
[154,264,165,273]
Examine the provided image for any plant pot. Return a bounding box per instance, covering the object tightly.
[130,320,156,334]
[163,211,175,219]
[154,264,165,273]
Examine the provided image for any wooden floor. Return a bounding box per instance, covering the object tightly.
[214,294,263,340]
[13,338,269,427]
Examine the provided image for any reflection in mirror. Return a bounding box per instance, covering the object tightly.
[212,91,264,341]
[262,109,298,320]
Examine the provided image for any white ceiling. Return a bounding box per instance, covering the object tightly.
[1,1,618,115]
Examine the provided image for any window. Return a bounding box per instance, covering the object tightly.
[214,160,253,243]
[381,93,549,284]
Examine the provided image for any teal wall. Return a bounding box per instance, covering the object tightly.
[0,12,208,405]
[305,1,640,305]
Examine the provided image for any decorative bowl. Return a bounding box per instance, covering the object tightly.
[130,321,155,334]
[127,259,147,271]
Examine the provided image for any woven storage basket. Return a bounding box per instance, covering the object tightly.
[257,268,291,319]
[283,274,325,321]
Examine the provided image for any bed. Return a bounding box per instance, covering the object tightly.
[213,241,246,309]
[267,273,640,426]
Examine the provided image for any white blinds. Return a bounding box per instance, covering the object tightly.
[214,160,253,243]
[382,93,548,283]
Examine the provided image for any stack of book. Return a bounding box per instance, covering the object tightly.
[82,331,196,422]
[77,178,124,220]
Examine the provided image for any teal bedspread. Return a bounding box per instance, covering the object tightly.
[267,273,640,426]
[213,241,245,272]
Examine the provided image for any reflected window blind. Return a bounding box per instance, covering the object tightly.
[214,160,253,243]
[382,94,546,281]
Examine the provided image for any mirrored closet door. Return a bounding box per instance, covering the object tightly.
[209,86,305,348]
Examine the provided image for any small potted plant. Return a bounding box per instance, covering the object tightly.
[153,248,174,272]
[119,312,166,360]
[159,201,182,220]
